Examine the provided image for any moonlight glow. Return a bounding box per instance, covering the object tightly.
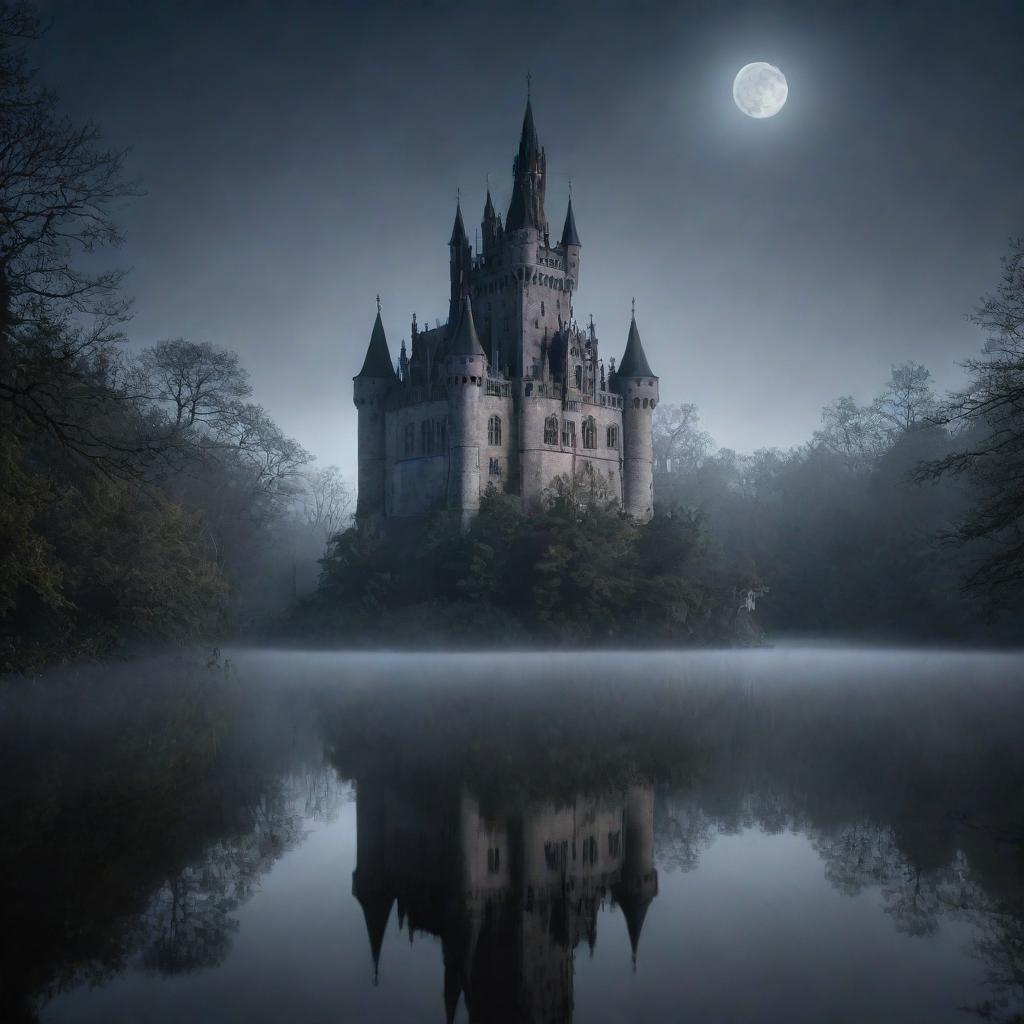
[733,62,788,118]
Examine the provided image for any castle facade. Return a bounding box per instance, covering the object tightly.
[354,97,660,523]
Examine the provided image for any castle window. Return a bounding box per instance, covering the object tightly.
[562,420,576,447]
[582,416,596,449]
[487,847,501,873]
[633,397,641,408]
[487,415,502,446]
[489,457,501,477]
[420,419,434,452]
[403,423,415,456]
[607,425,619,449]
[574,366,583,391]
[544,840,568,871]
[643,398,649,409]
[544,415,558,445]
[541,301,545,316]
[608,831,621,858]
[438,419,447,447]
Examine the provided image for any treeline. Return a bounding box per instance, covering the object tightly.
[302,475,763,646]
[0,7,344,670]
[652,265,1024,640]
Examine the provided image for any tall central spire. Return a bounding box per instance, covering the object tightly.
[505,95,547,235]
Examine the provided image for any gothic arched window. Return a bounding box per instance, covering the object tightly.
[544,415,558,445]
[582,416,597,449]
[575,366,583,391]
[488,415,502,446]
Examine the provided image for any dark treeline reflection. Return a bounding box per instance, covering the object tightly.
[1,651,1022,1022]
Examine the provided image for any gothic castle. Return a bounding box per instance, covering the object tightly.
[353,96,660,523]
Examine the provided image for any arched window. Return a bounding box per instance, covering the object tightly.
[582,416,596,449]
[575,365,583,391]
[562,419,577,447]
[633,397,641,408]
[606,425,619,449]
[488,415,502,446]
[543,415,559,445]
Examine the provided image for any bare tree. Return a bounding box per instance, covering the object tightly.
[0,4,144,472]
[302,465,353,539]
[872,361,936,437]
[652,403,712,474]
[140,339,252,430]
[812,395,885,469]
[915,238,1024,600]
[221,401,311,514]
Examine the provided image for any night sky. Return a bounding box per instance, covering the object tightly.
[33,0,1024,477]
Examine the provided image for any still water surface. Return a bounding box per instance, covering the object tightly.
[1,648,1022,1023]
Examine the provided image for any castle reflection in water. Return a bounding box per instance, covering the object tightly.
[351,781,657,1023]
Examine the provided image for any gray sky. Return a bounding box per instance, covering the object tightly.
[35,0,1024,478]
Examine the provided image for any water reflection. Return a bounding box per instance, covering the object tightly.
[0,649,1021,1023]
[352,779,656,1022]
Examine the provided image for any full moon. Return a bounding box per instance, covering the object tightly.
[733,62,788,118]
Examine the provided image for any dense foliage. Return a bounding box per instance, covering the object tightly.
[653,356,1022,640]
[306,475,763,646]
[0,7,332,670]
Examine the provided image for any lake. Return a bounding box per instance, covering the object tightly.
[1,647,1022,1023]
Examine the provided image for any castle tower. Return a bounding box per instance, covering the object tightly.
[449,201,472,327]
[614,306,659,522]
[559,194,581,286]
[353,300,396,520]
[446,296,487,525]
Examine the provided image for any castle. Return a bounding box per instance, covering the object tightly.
[353,95,660,524]
[352,777,658,1023]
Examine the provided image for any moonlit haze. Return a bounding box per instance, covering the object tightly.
[30,0,1024,480]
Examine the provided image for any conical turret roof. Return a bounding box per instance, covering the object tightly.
[449,201,468,246]
[353,883,394,984]
[519,97,539,157]
[356,308,397,379]
[617,314,656,378]
[483,188,496,220]
[606,876,655,970]
[450,296,486,357]
[560,196,581,247]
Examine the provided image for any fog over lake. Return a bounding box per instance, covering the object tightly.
[3,647,1022,1024]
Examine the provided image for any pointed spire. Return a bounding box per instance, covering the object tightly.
[353,886,393,985]
[449,295,486,357]
[617,305,656,378]
[483,185,496,220]
[506,92,546,233]
[444,955,461,1024]
[356,303,397,379]
[560,195,581,247]
[449,198,468,246]
[519,94,539,159]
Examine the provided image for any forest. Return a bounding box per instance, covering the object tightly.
[2,2,1022,671]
